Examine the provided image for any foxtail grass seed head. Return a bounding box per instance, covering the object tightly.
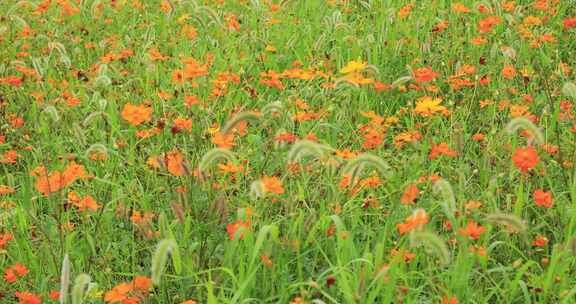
[432,179,457,217]
[71,274,92,304]
[199,148,238,174]
[287,140,334,164]
[220,111,262,135]
[485,213,527,234]
[505,117,544,145]
[341,153,391,185]
[60,254,70,304]
[151,239,178,286]
[409,231,451,265]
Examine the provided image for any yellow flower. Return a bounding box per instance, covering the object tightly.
[340,60,367,74]
[413,96,449,117]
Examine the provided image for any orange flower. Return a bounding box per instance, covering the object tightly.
[452,3,470,13]
[49,290,60,300]
[512,146,539,173]
[72,195,101,212]
[172,118,193,133]
[458,220,486,240]
[362,127,385,149]
[260,255,273,268]
[226,14,241,32]
[0,185,15,195]
[211,132,235,149]
[104,276,151,304]
[429,142,458,160]
[275,132,298,143]
[412,67,439,83]
[165,150,187,176]
[261,176,284,195]
[0,233,13,249]
[393,131,421,148]
[442,295,459,304]
[184,95,200,107]
[335,149,358,160]
[34,162,87,196]
[397,209,428,235]
[4,263,29,283]
[181,301,198,304]
[501,65,516,79]
[15,291,41,304]
[533,189,553,208]
[132,276,152,293]
[218,161,244,175]
[0,150,21,164]
[104,282,132,303]
[62,162,87,184]
[338,173,355,190]
[478,16,501,33]
[400,184,419,205]
[472,133,485,141]
[226,220,250,240]
[121,103,153,126]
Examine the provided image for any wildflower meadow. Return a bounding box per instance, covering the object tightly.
[1,0,576,303]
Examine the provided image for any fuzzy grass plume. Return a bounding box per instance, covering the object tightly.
[410,231,451,265]
[199,148,238,174]
[341,153,391,186]
[505,117,544,145]
[220,111,262,135]
[432,179,457,218]
[60,254,70,304]
[151,239,180,286]
[71,274,93,304]
[485,213,527,234]
[287,140,335,164]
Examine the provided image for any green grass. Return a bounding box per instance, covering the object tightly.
[1,0,576,303]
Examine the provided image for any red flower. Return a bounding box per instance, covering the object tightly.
[512,146,539,173]
[533,189,553,208]
[458,220,486,241]
[532,235,548,247]
[4,263,29,283]
[49,290,60,300]
[15,291,42,304]
[564,17,576,29]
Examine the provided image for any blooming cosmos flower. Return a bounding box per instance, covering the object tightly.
[261,176,284,195]
[397,209,428,234]
[340,60,367,74]
[533,189,553,208]
[15,291,41,304]
[458,220,486,240]
[413,96,449,117]
[512,146,539,173]
[33,162,87,196]
[412,67,439,83]
[428,142,458,160]
[400,184,419,205]
[501,65,516,79]
[121,103,153,126]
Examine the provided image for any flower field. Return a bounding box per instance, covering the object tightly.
[1,0,576,303]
